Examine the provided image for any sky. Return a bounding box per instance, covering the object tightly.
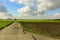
[0,0,25,15]
[0,0,60,19]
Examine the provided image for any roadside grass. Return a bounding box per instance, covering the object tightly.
[18,19,60,39]
[0,20,14,30]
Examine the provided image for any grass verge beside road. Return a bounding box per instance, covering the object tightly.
[0,20,14,30]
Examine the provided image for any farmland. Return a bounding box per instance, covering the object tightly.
[18,19,60,39]
[18,19,60,22]
[0,20,14,30]
[0,19,60,39]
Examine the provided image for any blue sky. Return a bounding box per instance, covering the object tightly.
[0,0,25,15]
[0,0,60,19]
[0,0,60,15]
[0,0,60,18]
[47,8,60,15]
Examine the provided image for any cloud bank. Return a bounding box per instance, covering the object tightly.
[10,0,60,19]
[0,2,13,19]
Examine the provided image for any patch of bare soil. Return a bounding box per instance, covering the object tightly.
[22,22,60,39]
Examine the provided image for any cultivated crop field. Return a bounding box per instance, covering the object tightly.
[0,19,60,39]
[18,19,60,39]
[0,20,14,30]
[18,19,60,22]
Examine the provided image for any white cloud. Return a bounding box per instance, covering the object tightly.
[10,0,60,10]
[10,0,29,4]
[17,6,30,13]
[9,0,16,3]
[0,12,13,19]
[10,0,60,19]
[0,2,8,12]
[0,2,13,19]
[38,0,59,11]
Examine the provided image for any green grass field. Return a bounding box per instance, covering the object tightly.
[18,19,60,22]
[0,20,14,30]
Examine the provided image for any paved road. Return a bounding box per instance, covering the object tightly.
[0,22,60,40]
